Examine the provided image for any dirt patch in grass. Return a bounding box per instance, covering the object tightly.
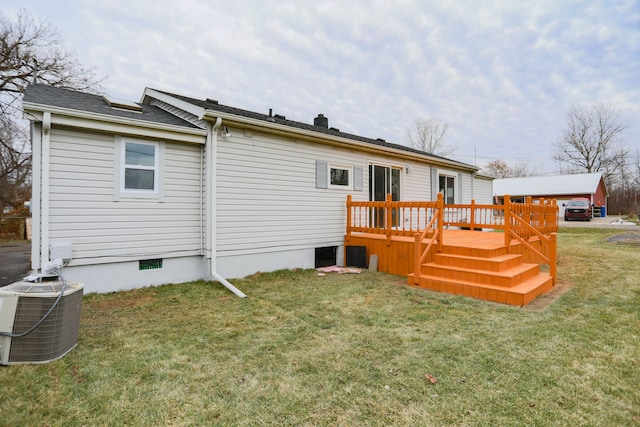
[607,231,640,245]
[88,291,157,311]
[522,280,575,312]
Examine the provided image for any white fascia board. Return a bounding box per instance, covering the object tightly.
[23,102,207,144]
[474,173,494,180]
[202,110,478,172]
[141,88,207,119]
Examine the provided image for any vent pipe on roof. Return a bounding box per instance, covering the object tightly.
[314,114,328,128]
[266,108,276,122]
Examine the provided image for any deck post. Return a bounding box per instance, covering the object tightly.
[413,232,422,285]
[470,199,476,230]
[346,194,352,237]
[386,194,393,246]
[550,232,557,285]
[504,194,511,248]
[526,196,532,231]
[436,193,444,251]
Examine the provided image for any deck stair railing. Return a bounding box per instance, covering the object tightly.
[504,195,558,284]
[412,193,444,285]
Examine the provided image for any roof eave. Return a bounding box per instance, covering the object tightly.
[202,109,477,171]
[23,101,207,144]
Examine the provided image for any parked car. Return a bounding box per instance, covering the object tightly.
[564,198,592,221]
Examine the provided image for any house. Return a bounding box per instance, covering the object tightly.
[22,84,492,294]
[493,173,608,218]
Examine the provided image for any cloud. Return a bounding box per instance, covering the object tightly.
[8,0,640,172]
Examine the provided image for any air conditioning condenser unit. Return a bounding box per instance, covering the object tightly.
[0,280,84,365]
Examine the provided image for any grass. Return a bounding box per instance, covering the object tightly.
[1,228,639,426]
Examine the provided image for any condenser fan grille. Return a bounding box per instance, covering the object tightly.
[9,290,83,363]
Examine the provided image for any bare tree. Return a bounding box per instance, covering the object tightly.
[0,115,30,214]
[0,10,102,115]
[405,117,454,156]
[554,102,629,181]
[0,10,103,216]
[480,159,537,178]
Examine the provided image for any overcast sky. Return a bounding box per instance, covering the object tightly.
[6,0,640,173]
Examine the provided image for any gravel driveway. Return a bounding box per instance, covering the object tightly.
[560,215,638,230]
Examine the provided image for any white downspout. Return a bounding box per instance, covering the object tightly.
[40,112,52,272]
[30,121,42,271]
[207,117,247,298]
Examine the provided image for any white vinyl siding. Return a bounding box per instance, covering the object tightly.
[459,172,473,204]
[215,132,443,256]
[403,162,431,201]
[47,128,204,265]
[473,176,494,204]
[216,133,351,254]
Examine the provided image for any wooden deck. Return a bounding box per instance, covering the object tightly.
[346,230,553,306]
[345,195,558,306]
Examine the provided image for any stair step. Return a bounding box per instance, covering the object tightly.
[423,262,541,287]
[433,252,523,272]
[409,273,553,306]
[440,245,508,258]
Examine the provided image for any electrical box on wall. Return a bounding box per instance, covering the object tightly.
[49,244,73,261]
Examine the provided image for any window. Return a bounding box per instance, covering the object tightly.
[114,137,164,200]
[124,141,157,191]
[316,161,362,191]
[328,164,352,189]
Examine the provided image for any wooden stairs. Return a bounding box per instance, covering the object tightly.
[407,231,553,306]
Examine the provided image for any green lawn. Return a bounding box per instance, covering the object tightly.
[1,228,638,426]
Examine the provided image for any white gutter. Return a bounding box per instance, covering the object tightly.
[40,112,52,272]
[23,103,206,144]
[201,110,477,172]
[206,117,247,298]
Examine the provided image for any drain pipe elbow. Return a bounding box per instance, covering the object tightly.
[212,116,222,131]
[211,271,247,298]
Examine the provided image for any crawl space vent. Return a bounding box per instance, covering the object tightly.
[139,259,163,271]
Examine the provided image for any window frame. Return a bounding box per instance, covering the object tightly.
[328,163,353,190]
[114,137,164,201]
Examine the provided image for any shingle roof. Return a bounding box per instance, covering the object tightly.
[23,84,479,171]
[23,84,199,129]
[493,173,604,197]
[152,89,477,170]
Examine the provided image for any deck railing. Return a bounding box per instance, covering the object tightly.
[346,194,559,285]
[346,194,442,237]
[504,195,558,284]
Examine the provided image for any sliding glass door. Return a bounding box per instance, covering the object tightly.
[369,164,401,227]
